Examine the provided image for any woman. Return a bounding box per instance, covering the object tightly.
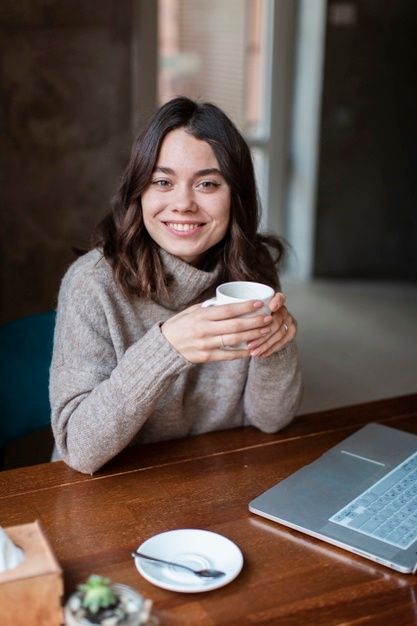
[50,96,302,474]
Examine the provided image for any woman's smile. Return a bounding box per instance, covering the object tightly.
[163,221,205,235]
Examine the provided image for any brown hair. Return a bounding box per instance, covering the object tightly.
[94,96,285,300]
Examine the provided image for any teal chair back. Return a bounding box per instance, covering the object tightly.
[0,311,56,450]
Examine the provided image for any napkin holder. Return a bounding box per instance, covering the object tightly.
[0,520,63,626]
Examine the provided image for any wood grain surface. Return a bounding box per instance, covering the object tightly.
[1,394,417,625]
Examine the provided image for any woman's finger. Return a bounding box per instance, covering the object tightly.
[246,308,288,350]
[268,292,286,313]
[215,323,272,350]
[202,299,265,320]
[209,313,273,339]
[249,313,296,357]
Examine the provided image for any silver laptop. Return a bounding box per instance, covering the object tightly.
[249,423,417,573]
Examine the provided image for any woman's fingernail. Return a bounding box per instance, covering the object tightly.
[253,301,263,308]
[263,315,273,323]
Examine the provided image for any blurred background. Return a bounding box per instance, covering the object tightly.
[1,0,416,466]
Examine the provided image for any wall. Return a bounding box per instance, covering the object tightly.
[314,0,417,280]
[0,0,157,324]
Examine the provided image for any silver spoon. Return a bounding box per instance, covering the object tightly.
[131,550,225,578]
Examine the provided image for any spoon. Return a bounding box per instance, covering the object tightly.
[131,550,225,578]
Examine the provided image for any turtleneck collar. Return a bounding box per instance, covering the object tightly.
[157,249,222,310]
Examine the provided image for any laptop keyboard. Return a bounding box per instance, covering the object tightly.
[329,451,417,550]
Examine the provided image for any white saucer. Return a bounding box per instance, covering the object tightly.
[133,529,244,593]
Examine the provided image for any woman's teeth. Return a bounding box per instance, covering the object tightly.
[168,223,200,231]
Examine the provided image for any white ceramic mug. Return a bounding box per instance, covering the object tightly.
[202,281,274,349]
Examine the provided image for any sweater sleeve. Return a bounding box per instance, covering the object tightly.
[243,340,302,432]
[50,269,191,474]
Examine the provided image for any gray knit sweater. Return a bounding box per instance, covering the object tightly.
[50,249,302,473]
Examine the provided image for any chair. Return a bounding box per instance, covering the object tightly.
[0,311,56,467]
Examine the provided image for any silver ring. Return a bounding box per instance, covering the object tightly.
[283,323,289,333]
[220,336,227,349]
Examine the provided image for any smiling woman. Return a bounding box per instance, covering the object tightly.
[49,97,302,474]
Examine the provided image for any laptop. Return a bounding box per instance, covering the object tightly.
[249,423,417,573]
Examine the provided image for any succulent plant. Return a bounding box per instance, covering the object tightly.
[66,574,156,625]
[78,574,118,614]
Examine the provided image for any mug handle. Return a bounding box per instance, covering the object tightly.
[201,297,217,308]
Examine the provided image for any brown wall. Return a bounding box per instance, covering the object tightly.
[0,0,156,324]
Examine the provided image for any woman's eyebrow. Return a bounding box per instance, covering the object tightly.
[153,166,223,177]
[194,168,223,177]
[153,166,174,174]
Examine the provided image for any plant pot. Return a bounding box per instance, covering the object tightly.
[64,582,157,626]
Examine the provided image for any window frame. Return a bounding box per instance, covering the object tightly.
[245,0,297,238]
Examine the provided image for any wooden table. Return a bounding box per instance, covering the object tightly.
[1,394,417,625]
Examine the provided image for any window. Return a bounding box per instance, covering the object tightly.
[157,0,296,236]
[158,0,265,135]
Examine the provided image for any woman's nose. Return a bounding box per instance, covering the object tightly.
[172,185,197,211]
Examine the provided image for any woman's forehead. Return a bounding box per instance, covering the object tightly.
[157,128,220,171]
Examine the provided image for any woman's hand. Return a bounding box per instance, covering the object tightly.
[161,300,274,364]
[246,293,297,358]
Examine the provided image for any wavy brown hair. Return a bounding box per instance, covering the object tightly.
[94,96,285,300]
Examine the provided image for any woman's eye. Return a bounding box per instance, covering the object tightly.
[198,181,220,190]
[152,179,171,188]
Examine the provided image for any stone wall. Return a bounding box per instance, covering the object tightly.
[0,0,156,323]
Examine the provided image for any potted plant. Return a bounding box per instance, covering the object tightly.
[64,574,157,626]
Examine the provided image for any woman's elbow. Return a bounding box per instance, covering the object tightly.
[66,451,107,474]
[53,432,104,475]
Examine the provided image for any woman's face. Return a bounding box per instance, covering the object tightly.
[141,127,231,266]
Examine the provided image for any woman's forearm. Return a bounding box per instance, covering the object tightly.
[243,341,303,433]
[51,323,191,473]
